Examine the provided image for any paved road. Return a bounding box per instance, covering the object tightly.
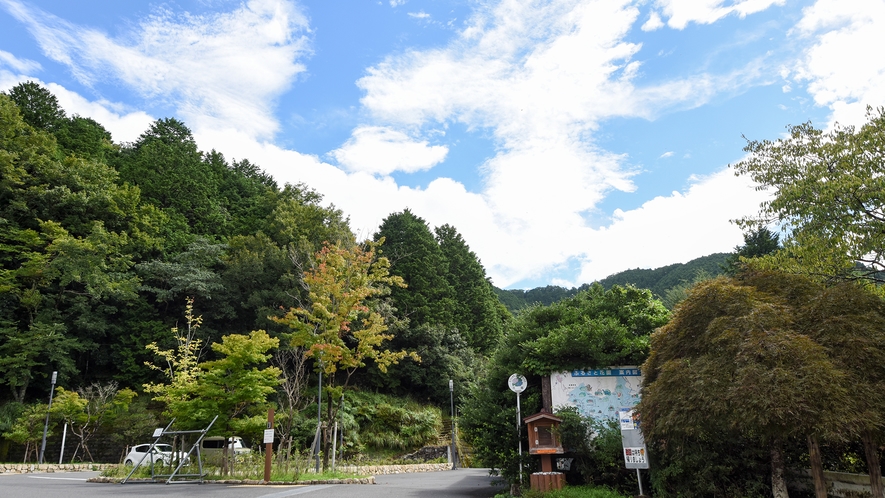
[0,468,507,498]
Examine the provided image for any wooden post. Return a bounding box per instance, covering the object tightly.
[541,375,551,412]
[264,408,274,483]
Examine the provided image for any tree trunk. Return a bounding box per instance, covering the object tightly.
[863,430,885,498]
[807,435,827,498]
[321,423,330,471]
[771,442,790,498]
[221,441,229,476]
[14,379,28,403]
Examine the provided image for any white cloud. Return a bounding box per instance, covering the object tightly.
[642,11,664,31]
[1,0,792,288]
[351,0,774,286]
[653,0,784,30]
[574,168,769,283]
[791,0,885,128]
[659,151,674,158]
[45,83,154,143]
[0,49,41,73]
[193,126,493,251]
[329,126,448,175]
[408,11,431,19]
[390,0,407,6]
[1,0,311,139]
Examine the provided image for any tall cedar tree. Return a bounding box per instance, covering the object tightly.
[434,224,506,353]
[115,118,226,237]
[374,209,455,327]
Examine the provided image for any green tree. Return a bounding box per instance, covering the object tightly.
[3,81,66,132]
[435,224,506,353]
[788,278,885,497]
[639,272,852,498]
[723,226,781,275]
[272,240,418,469]
[191,330,280,475]
[116,118,225,236]
[1,93,161,397]
[374,210,455,327]
[2,402,51,462]
[52,382,135,462]
[733,107,885,283]
[55,115,115,161]
[461,284,669,487]
[143,298,207,420]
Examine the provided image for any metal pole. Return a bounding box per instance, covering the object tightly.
[339,397,344,463]
[637,469,644,496]
[39,371,57,465]
[59,423,67,464]
[449,379,456,469]
[315,366,322,473]
[331,421,338,471]
[264,408,274,483]
[517,391,522,486]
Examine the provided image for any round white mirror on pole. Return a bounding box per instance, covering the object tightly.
[508,374,527,393]
[508,373,527,487]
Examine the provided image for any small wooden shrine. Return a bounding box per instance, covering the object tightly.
[524,409,565,492]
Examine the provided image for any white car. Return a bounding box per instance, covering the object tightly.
[124,443,189,467]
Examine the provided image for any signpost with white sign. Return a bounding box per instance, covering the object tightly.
[619,408,649,495]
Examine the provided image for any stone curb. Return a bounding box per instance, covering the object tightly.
[87,476,376,485]
[1,463,113,474]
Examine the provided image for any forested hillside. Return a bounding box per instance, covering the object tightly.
[0,83,504,464]
[494,252,730,312]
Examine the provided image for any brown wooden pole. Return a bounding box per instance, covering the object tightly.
[264,408,274,483]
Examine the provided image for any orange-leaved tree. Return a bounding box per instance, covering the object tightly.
[272,239,419,468]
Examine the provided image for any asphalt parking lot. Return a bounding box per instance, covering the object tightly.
[0,468,506,498]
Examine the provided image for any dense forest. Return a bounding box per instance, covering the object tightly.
[0,83,510,464]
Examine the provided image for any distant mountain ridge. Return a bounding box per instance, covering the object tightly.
[494,252,730,312]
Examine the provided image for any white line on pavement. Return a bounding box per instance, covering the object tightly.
[257,485,334,497]
[27,475,89,481]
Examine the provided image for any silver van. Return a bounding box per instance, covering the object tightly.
[199,436,250,463]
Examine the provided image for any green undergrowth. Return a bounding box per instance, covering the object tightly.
[101,463,368,482]
[346,390,443,453]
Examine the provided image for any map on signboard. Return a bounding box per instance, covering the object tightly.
[550,367,642,424]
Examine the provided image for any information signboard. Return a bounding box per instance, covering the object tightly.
[618,408,649,470]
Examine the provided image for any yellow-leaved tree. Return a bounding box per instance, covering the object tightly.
[273,239,419,468]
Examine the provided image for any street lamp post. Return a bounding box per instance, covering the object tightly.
[449,379,457,469]
[38,371,57,465]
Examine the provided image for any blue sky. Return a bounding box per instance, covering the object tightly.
[2,0,883,289]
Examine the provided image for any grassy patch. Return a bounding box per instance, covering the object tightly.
[101,463,368,482]
[495,485,630,498]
